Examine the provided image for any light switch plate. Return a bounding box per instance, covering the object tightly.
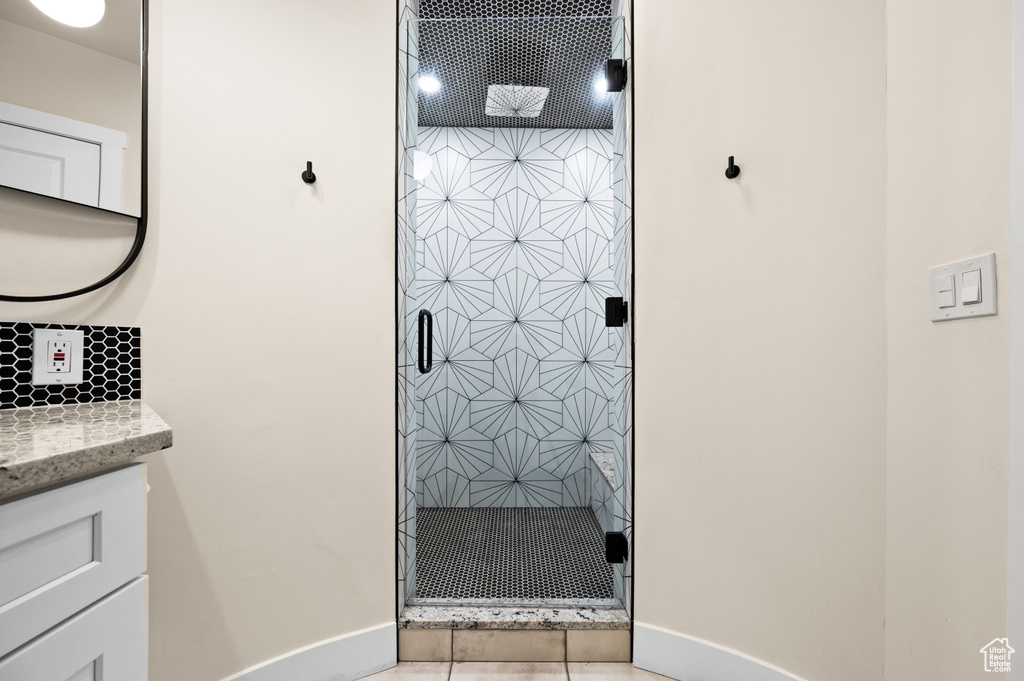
[929,253,997,322]
[31,328,85,385]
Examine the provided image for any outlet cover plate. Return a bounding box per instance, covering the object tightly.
[929,252,997,322]
[32,328,85,385]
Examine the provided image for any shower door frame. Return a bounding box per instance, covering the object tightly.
[395,0,635,618]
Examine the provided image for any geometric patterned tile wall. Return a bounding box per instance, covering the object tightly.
[0,320,141,411]
[414,124,624,509]
[397,0,420,615]
[609,0,632,614]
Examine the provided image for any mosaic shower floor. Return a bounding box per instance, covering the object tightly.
[415,507,613,601]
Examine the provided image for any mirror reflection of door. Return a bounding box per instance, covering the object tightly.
[0,122,101,205]
[0,0,142,216]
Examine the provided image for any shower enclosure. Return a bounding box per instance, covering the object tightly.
[397,2,633,615]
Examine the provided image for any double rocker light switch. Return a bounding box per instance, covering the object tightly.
[928,253,997,322]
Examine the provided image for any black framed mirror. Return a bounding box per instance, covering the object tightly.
[0,0,148,302]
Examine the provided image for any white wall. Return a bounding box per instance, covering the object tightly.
[634,2,888,680]
[635,2,1012,681]
[886,1,1011,679]
[0,0,397,679]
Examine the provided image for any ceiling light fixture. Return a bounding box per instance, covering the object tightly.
[485,84,549,118]
[28,0,105,27]
[419,75,442,94]
[594,77,609,95]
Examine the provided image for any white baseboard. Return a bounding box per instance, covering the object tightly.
[222,622,396,681]
[633,622,808,681]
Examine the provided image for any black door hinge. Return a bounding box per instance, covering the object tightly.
[606,532,628,564]
[605,297,628,327]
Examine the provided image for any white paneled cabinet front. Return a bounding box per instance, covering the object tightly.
[0,464,147,679]
[0,577,147,681]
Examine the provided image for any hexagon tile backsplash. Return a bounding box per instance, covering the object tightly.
[0,321,141,410]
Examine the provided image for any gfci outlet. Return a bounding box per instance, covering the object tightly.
[32,328,85,386]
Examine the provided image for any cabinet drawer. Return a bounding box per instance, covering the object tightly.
[0,576,147,681]
[0,465,146,657]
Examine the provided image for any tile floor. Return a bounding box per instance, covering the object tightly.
[364,662,670,680]
[416,507,613,600]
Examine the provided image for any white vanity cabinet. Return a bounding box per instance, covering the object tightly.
[0,464,148,681]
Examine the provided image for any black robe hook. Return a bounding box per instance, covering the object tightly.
[725,156,740,179]
[301,161,316,184]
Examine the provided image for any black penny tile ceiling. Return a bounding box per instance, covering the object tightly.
[419,0,611,18]
[416,0,616,129]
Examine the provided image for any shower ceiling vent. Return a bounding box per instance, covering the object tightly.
[485,84,550,118]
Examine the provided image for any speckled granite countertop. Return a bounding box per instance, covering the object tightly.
[400,604,631,630]
[0,400,172,500]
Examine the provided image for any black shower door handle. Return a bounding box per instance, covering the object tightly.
[418,309,433,374]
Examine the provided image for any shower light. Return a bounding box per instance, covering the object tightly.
[594,77,609,95]
[28,0,105,27]
[419,75,441,94]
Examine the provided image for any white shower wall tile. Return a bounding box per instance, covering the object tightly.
[609,1,633,614]
[398,0,420,615]
[416,126,619,509]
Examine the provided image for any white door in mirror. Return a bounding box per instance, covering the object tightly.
[0,122,101,206]
[0,101,126,212]
[32,329,85,386]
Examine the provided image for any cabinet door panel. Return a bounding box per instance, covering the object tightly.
[67,662,96,681]
[0,514,95,606]
[0,465,146,657]
[0,576,146,681]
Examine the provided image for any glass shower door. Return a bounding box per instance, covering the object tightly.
[397,11,633,612]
